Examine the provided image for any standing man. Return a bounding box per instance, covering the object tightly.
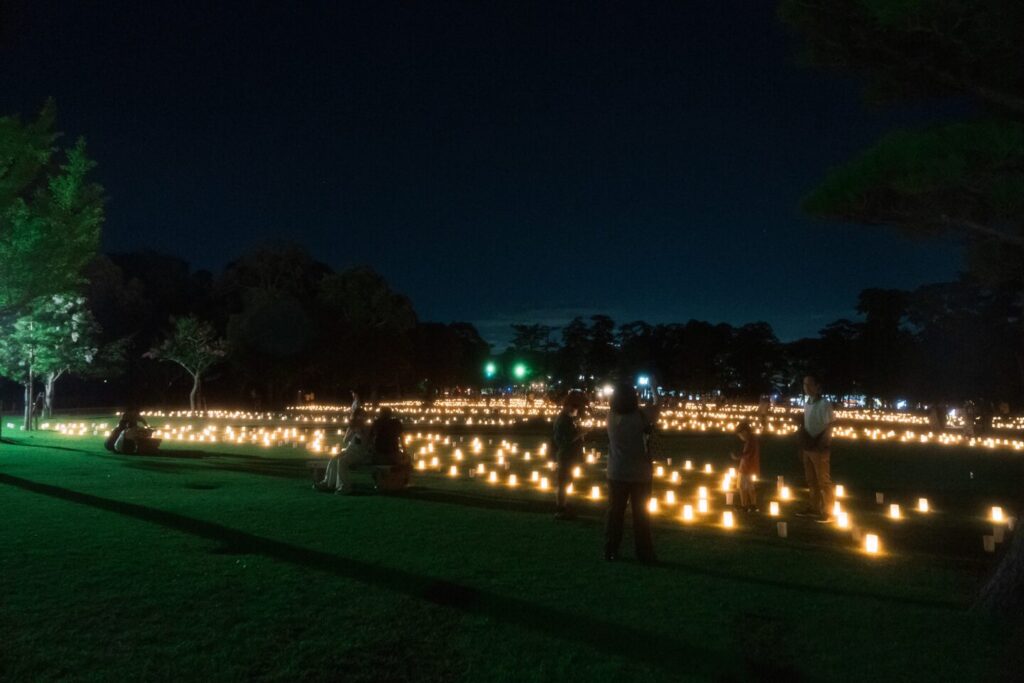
[796,375,835,522]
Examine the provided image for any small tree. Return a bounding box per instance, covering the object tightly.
[146,316,227,410]
[0,295,94,429]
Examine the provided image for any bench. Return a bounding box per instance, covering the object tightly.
[306,458,410,492]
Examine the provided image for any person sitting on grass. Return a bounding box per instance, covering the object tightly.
[106,409,159,455]
[551,390,588,520]
[604,381,660,564]
[731,421,760,512]
[315,407,369,493]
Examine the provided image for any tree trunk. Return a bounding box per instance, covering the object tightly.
[22,367,34,431]
[189,373,202,411]
[43,371,60,419]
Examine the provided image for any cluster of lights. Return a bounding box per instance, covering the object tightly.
[42,410,1018,559]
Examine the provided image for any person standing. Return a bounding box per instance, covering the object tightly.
[731,421,760,512]
[604,381,659,563]
[551,390,587,520]
[796,375,835,522]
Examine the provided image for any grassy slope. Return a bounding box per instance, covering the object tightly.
[0,425,1017,682]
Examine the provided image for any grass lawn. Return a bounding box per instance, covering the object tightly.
[1,416,1021,681]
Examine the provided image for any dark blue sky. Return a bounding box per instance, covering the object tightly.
[0,1,961,347]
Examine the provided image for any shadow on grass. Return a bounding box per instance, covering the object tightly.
[0,472,759,679]
[1,438,98,456]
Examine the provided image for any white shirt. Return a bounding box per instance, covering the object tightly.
[803,396,833,437]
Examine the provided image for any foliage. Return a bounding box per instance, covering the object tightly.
[781,0,1024,282]
[0,101,104,312]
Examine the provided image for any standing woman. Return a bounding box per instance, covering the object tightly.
[605,381,660,563]
[552,390,588,520]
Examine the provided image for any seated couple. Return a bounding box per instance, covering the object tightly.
[316,407,410,493]
[104,410,162,455]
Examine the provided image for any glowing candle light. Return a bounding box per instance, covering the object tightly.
[566,483,574,495]
[697,498,709,514]
[416,460,426,471]
[540,477,550,491]
[530,470,539,482]
[837,511,850,529]
[698,486,708,500]
[769,501,780,516]
[722,511,734,528]
[665,490,676,505]
[684,460,693,470]
[477,463,486,474]
[590,485,601,500]
[704,463,713,474]
[670,471,680,483]
[889,504,901,519]
[865,534,880,554]
[508,474,518,486]
[681,504,694,521]
[780,486,791,501]
[655,465,665,477]
[917,498,929,512]
[728,467,736,477]
[992,506,1005,523]
[832,501,842,515]
[488,471,498,483]
[572,466,582,478]
[835,484,845,498]
[648,497,659,513]
[448,465,458,476]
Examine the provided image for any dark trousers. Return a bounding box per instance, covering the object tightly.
[555,456,577,510]
[605,479,655,560]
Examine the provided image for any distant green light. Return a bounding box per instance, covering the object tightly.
[513,363,528,380]
[484,362,497,378]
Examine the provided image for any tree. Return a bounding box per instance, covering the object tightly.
[781,0,1024,618]
[145,316,227,410]
[319,267,417,399]
[781,1,1024,272]
[0,101,104,313]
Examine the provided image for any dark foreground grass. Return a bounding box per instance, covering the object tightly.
[0,425,1020,681]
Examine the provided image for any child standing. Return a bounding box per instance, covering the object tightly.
[732,421,760,512]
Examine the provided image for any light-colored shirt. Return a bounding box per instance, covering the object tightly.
[803,396,833,437]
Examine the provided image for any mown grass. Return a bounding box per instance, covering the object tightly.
[0,418,1020,681]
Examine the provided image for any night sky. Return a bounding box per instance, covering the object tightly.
[0,1,961,347]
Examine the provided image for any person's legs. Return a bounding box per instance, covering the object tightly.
[555,458,570,513]
[740,474,755,508]
[336,444,369,493]
[629,481,656,562]
[604,480,629,559]
[801,450,821,514]
[811,450,833,516]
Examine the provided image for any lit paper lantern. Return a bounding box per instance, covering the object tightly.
[835,484,845,498]
[865,534,880,554]
[769,501,780,516]
[992,506,1004,523]
[681,504,694,521]
[889,504,901,519]
[917,498,929,512]
[697,499,709,514]
[590,485,600,500]
[648,497,659,513]
[837,511,850,529]
[722,511,734,528]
